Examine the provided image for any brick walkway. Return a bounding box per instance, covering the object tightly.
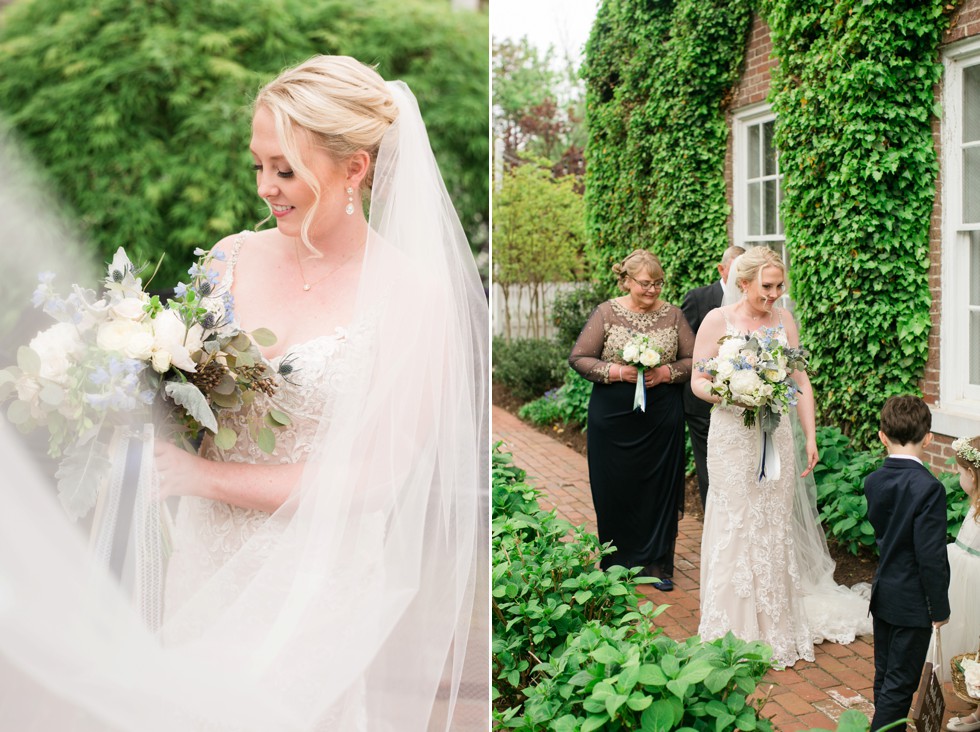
[493,405,972,731]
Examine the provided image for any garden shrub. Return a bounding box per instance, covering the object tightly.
[518,368,592,430]
[814,425,971,556]
[492,336,567,402]
[550,282,610,352]
[0,0,488,290]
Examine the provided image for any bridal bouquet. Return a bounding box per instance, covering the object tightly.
[619,332,662,412]
[697,328,809,480]
[0,246,285,519]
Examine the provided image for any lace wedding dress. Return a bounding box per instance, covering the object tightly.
[698,317,871,668]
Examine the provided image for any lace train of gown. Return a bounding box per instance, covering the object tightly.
[698,324,870,668]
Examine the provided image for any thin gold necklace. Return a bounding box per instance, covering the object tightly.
[293,240,364,292]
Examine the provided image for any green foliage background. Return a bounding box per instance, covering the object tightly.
[0,0,488,290]
[582,0,955,445]
[581,0,753,307]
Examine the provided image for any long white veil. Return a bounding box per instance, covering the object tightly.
[0,80,488,730]
[719,252,870,643]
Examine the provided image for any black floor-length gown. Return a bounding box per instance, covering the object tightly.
[569,299,694,575]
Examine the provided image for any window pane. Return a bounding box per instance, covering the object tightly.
[764,179,778,235]
[763,121,777,176]
[748,124,760,179]
[964,146,980,224]
[748,182,761,235]
[972,310,980,386]
[965,64,980,143]
[972,230,980,307]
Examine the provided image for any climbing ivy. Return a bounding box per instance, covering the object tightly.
[763,0,956,446]
[581,0,753,305]
[583,0,956,446]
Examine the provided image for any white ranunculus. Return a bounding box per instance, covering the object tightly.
[150,309,202,372]
[729,369,763,400]
[622,344,640,363]
[29,322,84,385]
[715,359,736,381]
[639,349,661,367]
[718,337,745,359]
[97,319,154,360]
[111,296,149,321]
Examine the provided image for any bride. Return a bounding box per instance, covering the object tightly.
[0,56,487,730]
[691,247,870,668]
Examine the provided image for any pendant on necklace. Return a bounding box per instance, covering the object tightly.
[303,284,311,292]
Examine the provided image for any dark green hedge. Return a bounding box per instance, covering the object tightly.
[0,0,487,290]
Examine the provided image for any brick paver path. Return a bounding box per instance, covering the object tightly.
[493,405,972,731]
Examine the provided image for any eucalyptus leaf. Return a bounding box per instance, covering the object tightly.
[55,442,111,521]
[213,427,238,451]
[268,408,291,426]
[6,400,32,425]
[39,383,65,406]
[250,327,277,347]
[212,373,237,396]
[257,426,276,454]
[17,346,41,376]
[210,390,241,409]
[164,381,218,432]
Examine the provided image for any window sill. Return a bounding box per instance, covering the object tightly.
[930,403,980,437]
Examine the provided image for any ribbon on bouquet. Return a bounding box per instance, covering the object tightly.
[89,423,173,631]
[756,418,781,481]
[633,367,646,412]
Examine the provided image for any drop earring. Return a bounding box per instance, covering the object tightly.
[345,186,355,216]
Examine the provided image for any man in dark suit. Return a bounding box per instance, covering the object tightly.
[681,245,743,509]
[864,395,950,732]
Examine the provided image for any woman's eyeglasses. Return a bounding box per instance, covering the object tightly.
[628,275,665,291]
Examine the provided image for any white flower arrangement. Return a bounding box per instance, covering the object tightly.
[962,658,980,699]
[619,332,663,412]
[696,327,809,432]
[952,436,980,470]
[0,247,288,519]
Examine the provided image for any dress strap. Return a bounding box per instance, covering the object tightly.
[223,230,250,293]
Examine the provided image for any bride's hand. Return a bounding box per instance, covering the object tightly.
[154,440,208,499]
[800,438,819,478]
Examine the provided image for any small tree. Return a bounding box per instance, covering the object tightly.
[493,162,584,340]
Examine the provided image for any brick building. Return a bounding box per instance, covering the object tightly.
[725,7,980,470]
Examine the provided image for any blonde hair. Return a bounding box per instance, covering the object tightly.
[733,246,786,291]
[612,249,664,292]
[253,55,399,253]
[953,435,980,523]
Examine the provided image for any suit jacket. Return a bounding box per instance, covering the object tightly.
[681,281,723,417]
[864,457,950,627]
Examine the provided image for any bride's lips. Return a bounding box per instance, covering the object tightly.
[270,204,294,218]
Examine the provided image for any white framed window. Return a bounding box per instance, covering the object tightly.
[732,105,786,268]
[939,37,980,431]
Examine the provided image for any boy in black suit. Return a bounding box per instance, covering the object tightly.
[864,395,950,731]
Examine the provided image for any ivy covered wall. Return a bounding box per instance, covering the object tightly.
[583,0,956,446]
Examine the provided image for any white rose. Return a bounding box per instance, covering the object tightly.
[764,367,787,382]
[110,296,148,321]
[718,337,744,359]
[150,310,202,372]
[97,319,154,360]
[639,349,661,367]
[622,344,640,363]
[29,322,84,385]
[729,369,763,400]
[715,359,736,381]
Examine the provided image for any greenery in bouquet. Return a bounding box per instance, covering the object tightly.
[697,328,809,431]
[619,332,662,371]
[0,246,288,518]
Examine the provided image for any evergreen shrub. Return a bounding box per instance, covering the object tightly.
[492,336,566,402]
[0,0,488,290]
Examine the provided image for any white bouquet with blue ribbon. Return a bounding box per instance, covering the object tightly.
[619,332,662,412]
[697,327,809,480]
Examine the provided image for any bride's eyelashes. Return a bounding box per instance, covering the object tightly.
[251,163,295,179]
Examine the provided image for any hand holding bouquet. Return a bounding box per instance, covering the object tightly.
[0,246,287,519]
[619,332,662,412]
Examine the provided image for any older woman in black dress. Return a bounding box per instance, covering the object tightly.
[569,249,694,591]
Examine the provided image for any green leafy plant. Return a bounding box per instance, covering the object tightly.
[0,0,488,291]
[518,368,593,430]
[492,336,567,402]
[550,282,610,352]
[515,624,775,732]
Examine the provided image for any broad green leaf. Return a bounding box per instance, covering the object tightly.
[591,644,622,665]
[250,327,277,347]
[268,408,291,426]
[17,346,41,376]
[211,390,241,409]
[637,664,668,686]
[39,383,65,406]
[581,715,610,732]
[640,698,675,732]
[6,400,32,425]
[257,426,276,454]
[214,427,237,451]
